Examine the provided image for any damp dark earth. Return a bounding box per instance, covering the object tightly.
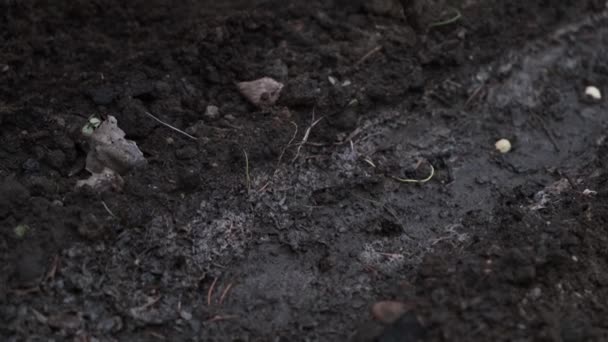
[2,0,608,341]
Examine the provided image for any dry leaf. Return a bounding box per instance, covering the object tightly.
[237,77,283,107]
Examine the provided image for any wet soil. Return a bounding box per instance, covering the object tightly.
[2,0,608,341]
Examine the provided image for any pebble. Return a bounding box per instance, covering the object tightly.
[179,310,193,321]
[204,105,220,120]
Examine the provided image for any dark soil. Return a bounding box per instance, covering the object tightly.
[2,0,608,341]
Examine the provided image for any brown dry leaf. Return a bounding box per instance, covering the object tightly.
[237,77,283,107]
[371,300,414,324]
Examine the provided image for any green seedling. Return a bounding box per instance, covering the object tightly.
[82,116,102,136]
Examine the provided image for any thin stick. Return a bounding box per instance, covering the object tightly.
[207,277,218,306]
[465,84,485,107]
[355,45,383,67]
[101,201,118,219]
[292,109,324,163]
[243,149,251,191]
[45,255,60,282]
[207,314,237,322]
[392,164,435,184]
[218,283,233,305]
[144,111,198,141]
[429,8,462,28]
[362,157,376,168]
[532,114,560,152]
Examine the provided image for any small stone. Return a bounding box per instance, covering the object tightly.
[585,86,601,100]
[204,105,220,120]
[179,310,193,321]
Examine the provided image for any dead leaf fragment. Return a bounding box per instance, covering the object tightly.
[237,77,283,107]
[371,300,413,324]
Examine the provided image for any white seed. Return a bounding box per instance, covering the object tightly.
[495,138,512,153]
[585,86,602,100]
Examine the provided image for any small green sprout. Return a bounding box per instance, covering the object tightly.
[82,116,102,136]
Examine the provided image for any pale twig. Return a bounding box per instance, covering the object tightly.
[429,7,462,28]
[207,314,237,322]
[144,111,198,141]
[243,149,251,191]
[362,157,376,168]
[207,277,218,306]
[392,164,435,184]
[355,45,383,67]
[292,109,324,163]
[218,283,233,305]
[101,200,118,219]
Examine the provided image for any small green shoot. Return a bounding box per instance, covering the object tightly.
[82,115,102,136]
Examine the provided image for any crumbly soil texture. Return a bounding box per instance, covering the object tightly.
[2,0,608,341]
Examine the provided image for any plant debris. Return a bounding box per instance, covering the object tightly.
[237,77,283,107]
